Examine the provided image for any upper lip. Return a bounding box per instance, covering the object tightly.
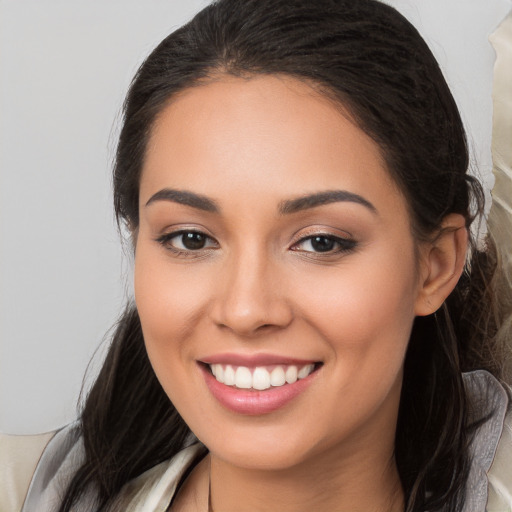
[199,352,318,367]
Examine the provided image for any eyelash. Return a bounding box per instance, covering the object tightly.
[155,230,357,257]
[290,234,357,255]
[155,230,219,257]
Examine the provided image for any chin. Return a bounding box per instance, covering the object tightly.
[206,432,316,471]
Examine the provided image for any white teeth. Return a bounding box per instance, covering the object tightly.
[298,364,315,379]
[209,363,316,389]
[285,366,298,384]
[224,365,235,385]
[270,366,286,386]
[213,364,224,382]
[235,367,252,389]
[253,367,271,390]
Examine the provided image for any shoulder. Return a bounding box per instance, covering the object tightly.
[20,422,84,512]
[4,420,205,512]
[0,430,56,512]
[107,443,207,510]
[463,370,512,511]
[487,385,512,510]
[0,423,83,512]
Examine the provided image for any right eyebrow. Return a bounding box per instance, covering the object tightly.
[278,189,377,215]
[145,188,220,213]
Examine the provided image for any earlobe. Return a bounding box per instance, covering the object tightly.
[414,214,468,316]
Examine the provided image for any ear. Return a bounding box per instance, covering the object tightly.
[414,214,468,316]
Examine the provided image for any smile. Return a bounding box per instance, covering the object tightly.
[209,363,316,390]
[200,357,322,415]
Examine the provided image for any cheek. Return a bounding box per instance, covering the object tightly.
[135,242,211,324]
[291,252,417,436]
[133,245,211,373]
[294,246,418,369]
[134,250,220,421]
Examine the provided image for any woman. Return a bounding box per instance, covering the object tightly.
[3,0,511,511]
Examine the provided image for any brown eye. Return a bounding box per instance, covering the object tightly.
[310,236,336,252]
[181,232,207,250]
[291,234,357,255]
[156,230,218,253]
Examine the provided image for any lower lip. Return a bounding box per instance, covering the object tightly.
[200,364,319,415]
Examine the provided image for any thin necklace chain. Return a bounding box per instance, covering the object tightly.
[208,458,213,512]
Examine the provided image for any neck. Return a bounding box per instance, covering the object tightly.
[208,441,404,512]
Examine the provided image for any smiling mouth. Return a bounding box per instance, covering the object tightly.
[206,363,321,391]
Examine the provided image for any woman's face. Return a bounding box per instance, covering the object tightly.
[135,75,426,471]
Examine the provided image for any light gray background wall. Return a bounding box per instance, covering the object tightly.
[1,0,510,434]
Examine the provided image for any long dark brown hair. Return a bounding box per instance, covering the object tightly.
[59,1,504,510]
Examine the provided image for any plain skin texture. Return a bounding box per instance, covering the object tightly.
[134,75,467,512]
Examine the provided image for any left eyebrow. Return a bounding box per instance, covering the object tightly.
[279,190,377,215]
[145,188,220,213]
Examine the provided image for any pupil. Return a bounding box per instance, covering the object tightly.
[182,232,206,250]
[311,236,334,252]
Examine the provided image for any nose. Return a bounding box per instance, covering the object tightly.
[210,248,293,337]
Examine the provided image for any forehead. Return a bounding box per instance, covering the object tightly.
[140,74,405,220]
